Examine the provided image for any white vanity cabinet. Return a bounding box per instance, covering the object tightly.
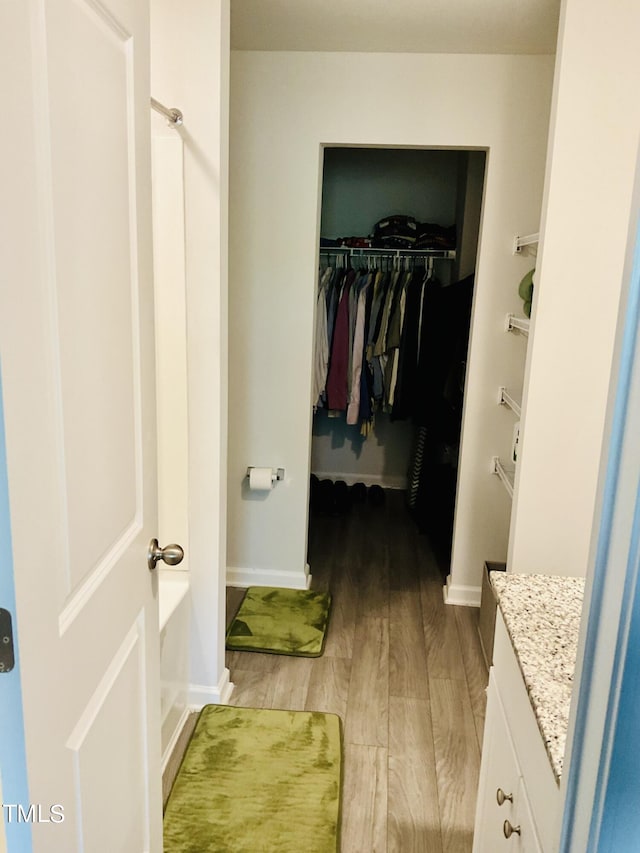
[473,611,561,852]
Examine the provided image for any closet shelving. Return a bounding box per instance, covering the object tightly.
[505,313,530,335]
[512,232,539,254]
[491,456,515,498]
[498,386,522,418]
[494,279,532,496]
[319,247,456,260]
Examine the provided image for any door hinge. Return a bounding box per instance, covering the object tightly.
[0,608,15,673]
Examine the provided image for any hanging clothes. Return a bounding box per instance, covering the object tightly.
[409,273,475,542]
[314,253,458,438]
[346,274,371,424]
[325,269,354,412]
[312,266,333,410]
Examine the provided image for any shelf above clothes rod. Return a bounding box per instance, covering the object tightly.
[491,456,515,499]
[498,386,522,418]
[319,247,456,260]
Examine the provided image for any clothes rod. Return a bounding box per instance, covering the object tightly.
[150,97,183,126]
[320,247,456,259]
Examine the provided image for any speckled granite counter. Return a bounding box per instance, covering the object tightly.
[490,572,585,782]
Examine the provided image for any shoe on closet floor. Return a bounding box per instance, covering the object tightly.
[316,479,335,515]
[333,480,350,515]
[368,485,385,506]
[350,482,367,503]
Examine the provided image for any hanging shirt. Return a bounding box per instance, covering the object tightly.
[387,272,410,408]
[392,268,430,420]
[326,268,342,352]
[346,277,370,425]
[312,267,332,409]
[358,281,375,427]
[325,270,355,411]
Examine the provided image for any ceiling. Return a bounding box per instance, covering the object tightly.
[230,0,561,55]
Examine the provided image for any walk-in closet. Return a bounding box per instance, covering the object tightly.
[309,147,486,568]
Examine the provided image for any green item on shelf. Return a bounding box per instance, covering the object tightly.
[163,705,342,853]
[518,267,535,318]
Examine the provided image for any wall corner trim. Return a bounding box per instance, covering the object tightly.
[443,576,482,607]
[161,706,192,772]
[226,565,312,590]
[188,668,234,709]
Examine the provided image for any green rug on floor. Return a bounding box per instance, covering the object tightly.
[163,705,342,853]
[226,586,332,657]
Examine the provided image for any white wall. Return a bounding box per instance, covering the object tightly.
[311,411,416,489]
[228,51,554,597]
[457,151,487,282]
[151,0,231,703]
[151,135,190,565]
[509,0,640,578]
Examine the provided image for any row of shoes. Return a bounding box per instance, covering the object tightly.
[310,475,386,516]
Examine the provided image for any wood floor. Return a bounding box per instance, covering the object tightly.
[225,490,488,853]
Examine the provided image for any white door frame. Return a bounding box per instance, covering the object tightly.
[559,141,640,850]
[0,372,32,853]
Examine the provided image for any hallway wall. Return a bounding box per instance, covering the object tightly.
[151,0,231,703]
[228,51,554,597]
[509,0,640,577]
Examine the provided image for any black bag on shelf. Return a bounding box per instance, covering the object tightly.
[372,215,417,249]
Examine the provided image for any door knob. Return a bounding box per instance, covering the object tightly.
[496,788,513,806]
[503,820,521,839]
[0,609,15,674]
[147,538,184,571]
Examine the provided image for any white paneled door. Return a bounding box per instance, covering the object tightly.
[1,0,162,850]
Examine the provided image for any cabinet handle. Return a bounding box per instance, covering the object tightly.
[503,820,521,839]
[496,788,513,806]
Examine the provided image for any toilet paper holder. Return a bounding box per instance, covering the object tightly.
[246,467,285,485]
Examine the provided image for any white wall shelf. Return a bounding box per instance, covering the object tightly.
[492,456,515,499]
[513,232,539,254]
[498,386,522,418]
[505,313,530,336]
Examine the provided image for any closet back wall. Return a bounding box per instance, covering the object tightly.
[320,147,459,238]
[227,51,554,594]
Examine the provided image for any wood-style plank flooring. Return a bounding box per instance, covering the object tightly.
[225,490,488,853]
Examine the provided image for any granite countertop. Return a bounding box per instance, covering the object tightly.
[490,572,585,782]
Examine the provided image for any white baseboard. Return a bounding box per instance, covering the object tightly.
[226,564,311,590]
[311,470,407,490]
[443,575,482,607]
[161,705,191,773]
[188,667,234,709]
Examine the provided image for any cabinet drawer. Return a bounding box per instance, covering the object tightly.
[513,778,543,853]
[492,612,560,851]
[473,674,523,852]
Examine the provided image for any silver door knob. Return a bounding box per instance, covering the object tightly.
[496,788,513,806]
[503,820,521,839]
[147,538,184,571]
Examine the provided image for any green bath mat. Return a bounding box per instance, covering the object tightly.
[163,705,342,853]
[226,586,331,657]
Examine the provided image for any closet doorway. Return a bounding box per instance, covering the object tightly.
[309,146,486,573]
